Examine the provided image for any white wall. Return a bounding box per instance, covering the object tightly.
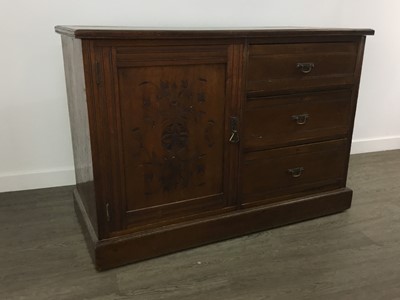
[338,1,400,153]
[0,0,396,192]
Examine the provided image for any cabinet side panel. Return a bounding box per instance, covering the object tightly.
[61,35,98,236]
[343,36,367,184]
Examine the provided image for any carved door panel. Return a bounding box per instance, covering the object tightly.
[113,45,236,229]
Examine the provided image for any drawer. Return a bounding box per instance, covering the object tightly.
[247,42,358,95]
[244,89,352,150]
[241,139,347,204]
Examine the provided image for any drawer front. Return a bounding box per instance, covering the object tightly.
[247,42,358,95]
[241,140,348,204]
[244,89,352,150]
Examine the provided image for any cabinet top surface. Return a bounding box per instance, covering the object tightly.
[55,25,374,39]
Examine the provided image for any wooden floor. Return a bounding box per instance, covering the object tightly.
[1,150,400,299]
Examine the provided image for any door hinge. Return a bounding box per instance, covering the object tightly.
[95,61,102,85]
[105,203,110,222]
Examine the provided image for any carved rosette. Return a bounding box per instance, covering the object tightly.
[161,123,189,152]
[136,78,215,192]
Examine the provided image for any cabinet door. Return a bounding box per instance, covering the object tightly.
[107,45,238,230]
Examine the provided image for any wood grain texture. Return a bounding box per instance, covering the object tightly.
[119,65,226,210]
[1,150,400,299]
[342,36,367,186]
[61,36,98,236]
[241,139,348,204]
[244,89,352,151]
[116,45,234,229]
[224,41,246,207]
[55,26,374,39]
[56,27,373,270]
[93,188,353,270]
[246,42,358,94]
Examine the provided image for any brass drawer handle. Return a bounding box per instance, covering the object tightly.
[296,62,315,74]
[288,167,304,178]
[292,113,309,125]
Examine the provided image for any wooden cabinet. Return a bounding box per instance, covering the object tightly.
[56,26,374,270]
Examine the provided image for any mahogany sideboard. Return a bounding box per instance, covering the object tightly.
[56,26,374,270]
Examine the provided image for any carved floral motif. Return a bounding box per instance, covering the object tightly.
[161,123,189,151]
[135,78,215,192]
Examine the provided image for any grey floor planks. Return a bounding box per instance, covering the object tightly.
[1,150,400,299]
